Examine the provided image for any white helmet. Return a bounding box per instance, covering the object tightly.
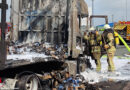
[89,27,95,31]
[104,24,111,29]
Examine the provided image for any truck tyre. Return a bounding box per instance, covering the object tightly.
[15,75,40,90]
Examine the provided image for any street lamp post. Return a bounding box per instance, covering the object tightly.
[112,14,114,23]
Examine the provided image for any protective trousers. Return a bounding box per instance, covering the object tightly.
[93,52,101,72]
[107,50,115,72]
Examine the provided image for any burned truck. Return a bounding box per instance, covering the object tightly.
[10,0,89,72]
[11,0,88,57]
[0,0,89,89]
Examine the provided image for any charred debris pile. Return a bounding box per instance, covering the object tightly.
[1,41,67,76]
[0,41,97,90]
[7,41,68,60]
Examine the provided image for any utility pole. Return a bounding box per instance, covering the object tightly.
[0,0,8,70]
[112,14,114,23]
[92,0,94,26]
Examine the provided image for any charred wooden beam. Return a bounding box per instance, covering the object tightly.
[0,0,8,70]
[65,0,70,43]
[79,15,81,29]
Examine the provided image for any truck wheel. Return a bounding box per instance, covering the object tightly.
[16,75,40,90]
[25,76,39,90]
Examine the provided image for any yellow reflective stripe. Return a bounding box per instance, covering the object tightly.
[114,25,126,30]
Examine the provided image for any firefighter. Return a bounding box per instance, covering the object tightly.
[83,31,92,69]
[83,32,89,41]
[89,27,102,72]
[83,32,89,55]
[103,24,116,72]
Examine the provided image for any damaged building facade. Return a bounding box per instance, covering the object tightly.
[11,0,89,58]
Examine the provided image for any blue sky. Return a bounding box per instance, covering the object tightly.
[86,0,130,26]
[0,0,11,22]
[0,0,130,26]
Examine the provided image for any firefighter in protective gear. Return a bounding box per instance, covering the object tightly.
[103,24,116,72]
[83,32,89,40]
[83,32,92,69]
[89,29,102,72]
[83,32,89,55]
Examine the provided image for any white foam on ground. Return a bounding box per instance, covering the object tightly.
[7,44,50,61]
[7,45,130,84]
[7,53,49,61]
[81,56,130,84]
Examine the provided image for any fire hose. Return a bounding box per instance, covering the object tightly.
[114,32,130,52]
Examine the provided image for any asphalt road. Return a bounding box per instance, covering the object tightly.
[115,45,130,56]
[96,81,130,90]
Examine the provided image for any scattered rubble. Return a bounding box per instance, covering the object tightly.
[0,42,129,90]
[0,71,99,90]
[7,42,67,61]
[1,42,97,90]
